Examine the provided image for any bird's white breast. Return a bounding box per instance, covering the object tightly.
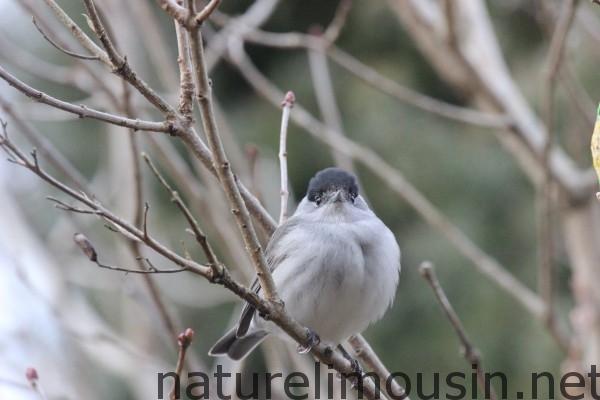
[259,205,400,345]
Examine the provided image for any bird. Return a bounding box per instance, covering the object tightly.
[209,167,401,362]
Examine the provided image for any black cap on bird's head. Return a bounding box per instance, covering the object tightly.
[307,168,359,205]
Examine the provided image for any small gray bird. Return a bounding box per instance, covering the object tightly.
[209,167,400,361]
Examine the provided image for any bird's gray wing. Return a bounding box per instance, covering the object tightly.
[235,217,300,337]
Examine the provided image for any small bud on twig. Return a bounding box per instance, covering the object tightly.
[177,328,195,348]
[26,367,38,382]
[73,233,97,262]
[281,91,296,108]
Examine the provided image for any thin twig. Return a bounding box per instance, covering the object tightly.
[143,153,224,280]
[348,335,410,400]
[81,0,123,70]
[169,329,194,400]
[208,11,509,129]
[195,0,221,23]
[120,80,189,353]
[122,81,144,229]
[79,0,178,116]
[0,66,175,133]
[0,124,209,277]
[126,0,180,90]
[40,0,109,63]
[308,43,354,171]
[0,95,91,192]
[321,0,352,45]
[0,33,72,85]
[145,134,254,272]
[329,46,510,130]
[72,232,187,274]
[19,0,123,106]
[419,261,497,400]
[25,368,47,400]
[539,0,578,349]
[278,91,294,224]
[186,15,279,302]
[32,17,99,60]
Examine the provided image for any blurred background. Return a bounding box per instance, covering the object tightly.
[1,0,599,399]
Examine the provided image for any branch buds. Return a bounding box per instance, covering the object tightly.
[177,328,195,348]
[73,233,98,262]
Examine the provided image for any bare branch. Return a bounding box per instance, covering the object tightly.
[143,153,224,279]
[169,329,195,400]
[74,233,187,274]
[328,47,510,130]
[41,0,109,63]
[81,0,124,69]
[419,261,497,400]
[0,124,209,277]
[349,335,410,400]
[0,95,91,192]
[195,0,221,24]
[209,10,509,130]
[127,0,180,90]
[308,44,355,171]
[278,91,294,224]
[186,19,279,302]
[321,0,352,45]
[81,0,176,116]
[0,66,174,133]
[539,0,579,352]
[32,17,99,60]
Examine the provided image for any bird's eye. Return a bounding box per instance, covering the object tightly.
[314,196,322,206]
[350,192,356,203]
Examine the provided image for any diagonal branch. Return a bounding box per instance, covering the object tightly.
[32,17,99,60]
[0,66,174,133]
[0,123,208,277]
[40,0,109,63]
[143,153,224,279]
[186,9,279,303]
[81,0,176,116]
[420,261,497,400]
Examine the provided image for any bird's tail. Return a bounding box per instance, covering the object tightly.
[209,327,268,361]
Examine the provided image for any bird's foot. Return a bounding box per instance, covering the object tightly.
[324,345,334,359]
[296,328,320,354]
[338,344,364,389]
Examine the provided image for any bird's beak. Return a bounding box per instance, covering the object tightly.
[328,189,344,204]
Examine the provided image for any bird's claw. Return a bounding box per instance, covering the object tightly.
[338,344,364,389]
[347,358,364,389]
[297,328,320,354]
